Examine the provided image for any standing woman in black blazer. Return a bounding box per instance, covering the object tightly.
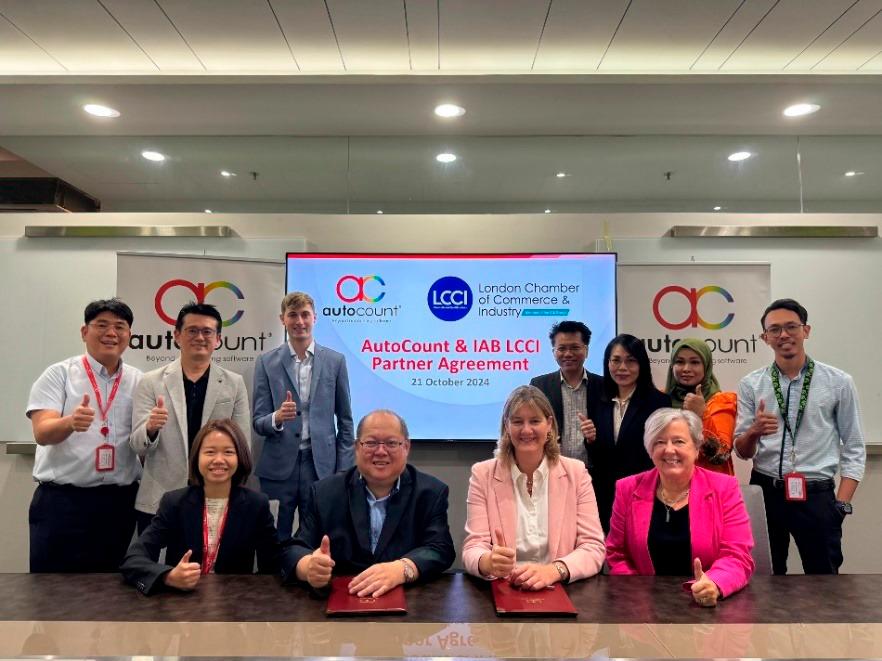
[121,419,280,594]
[587,334,671,532]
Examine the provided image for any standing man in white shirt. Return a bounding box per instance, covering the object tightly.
[27,299,143,572]
[253,292,354,540]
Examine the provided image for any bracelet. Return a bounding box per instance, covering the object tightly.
[553,561,570,583]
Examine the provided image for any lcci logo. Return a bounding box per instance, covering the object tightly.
[336,275,386,303]
[154,279,245,327]
[652,285,735,330]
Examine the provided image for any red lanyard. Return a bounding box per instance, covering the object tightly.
[81,356,123,437]
[201,502,229,575]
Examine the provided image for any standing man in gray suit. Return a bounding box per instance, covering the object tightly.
[131,302,251,533]
[252,291,354,540]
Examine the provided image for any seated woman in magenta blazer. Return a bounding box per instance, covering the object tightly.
[463,385,605,589]
[606,408,754,606]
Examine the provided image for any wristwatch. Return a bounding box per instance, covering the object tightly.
[835,500,853,516]
[553,561,570,584]
[400,558,416,583]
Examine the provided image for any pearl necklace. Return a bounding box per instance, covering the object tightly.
[657,486,690,523]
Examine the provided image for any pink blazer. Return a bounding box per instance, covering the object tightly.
[606,466,755,597]
[462,456,605,582]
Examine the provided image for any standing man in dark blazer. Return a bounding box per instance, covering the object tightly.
[530,321,604,468]
[253,292,354,540]
[283,409,455,596]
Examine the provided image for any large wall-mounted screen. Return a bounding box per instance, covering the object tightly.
[285,253,617,441]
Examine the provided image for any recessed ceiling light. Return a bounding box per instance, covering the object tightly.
[220,170,236,177]
[727,151,752,162]
[376,210,384,214]
[544,209,551,214]
[555,172,567,178]
[434,104,466,118]
[844,171,864,177]
[783,103,820,118]
[436,152,457,163]
[713,206,722,211]
[141,150,166,162]
[204,209,213,214]
[83,103,120,118]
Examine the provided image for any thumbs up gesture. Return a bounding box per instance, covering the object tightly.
[577,412,596,443]
[690,557,720,607]
[683,383,707,417]
[486,527,516,578]
[146,395,169,435]
[752,399,779,436]
[306,535,335,588]
[70,394,95,432]
[276,390,298,423]
[163,549,201,591]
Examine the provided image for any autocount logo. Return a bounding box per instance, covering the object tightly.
[652,285,734,330]
[427,276,473,321]
[336,275,386,303]
[154,279,245,327]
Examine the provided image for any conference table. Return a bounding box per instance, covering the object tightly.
[1,572,880,658]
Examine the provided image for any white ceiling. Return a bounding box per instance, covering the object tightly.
[0,0,881,213]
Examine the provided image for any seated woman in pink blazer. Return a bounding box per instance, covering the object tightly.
[463,385,605,589]
[606,408,754,607]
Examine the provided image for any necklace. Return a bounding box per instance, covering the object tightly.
[657,486,690,523]
[526,475,533,496]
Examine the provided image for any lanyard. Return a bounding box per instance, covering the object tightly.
[81,356,123,437]
[201,502,229,575]
[770,358,814,475]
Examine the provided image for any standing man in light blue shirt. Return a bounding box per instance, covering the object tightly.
[734,298,865,574]
[252,292,354,540]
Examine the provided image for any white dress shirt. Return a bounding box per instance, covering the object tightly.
[510,457,550,563]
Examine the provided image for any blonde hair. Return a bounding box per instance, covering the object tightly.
[495,385,561,465]
[280,291,315,314]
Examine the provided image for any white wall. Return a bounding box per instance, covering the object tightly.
[1,212,879,573]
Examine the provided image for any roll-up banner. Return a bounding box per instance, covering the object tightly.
[116,252,285,398]
[617,263,771,392]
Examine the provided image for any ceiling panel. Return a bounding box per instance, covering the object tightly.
[0,14,65,72]
[404,0,438,70]
[721,0,858,71]
[0,0,157,71]
[689,0,778,71]
[532,0,629,71]
[599,0,743,71]
[327,0,409,71]
[810,7,882,71]
[100,0,205,71]
[783,0,882,70]
[157,0,296,71]
[438,0,548,71]
[271,0,344,72]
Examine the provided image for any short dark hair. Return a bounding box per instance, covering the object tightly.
[601,333,657,400]
[356,409,410,442]
[83,298,133,326]
[175,302,223,333]
[761,298,808,329]
[549,320,592,347]
[188,419,252,488]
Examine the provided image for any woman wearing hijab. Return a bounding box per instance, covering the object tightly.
[665,338,736,475]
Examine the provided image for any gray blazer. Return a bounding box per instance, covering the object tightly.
[130,358,251,514]
[252,342,354,482]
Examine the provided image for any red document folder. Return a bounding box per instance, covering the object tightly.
[491,579,578,616]
[325,576,407,616]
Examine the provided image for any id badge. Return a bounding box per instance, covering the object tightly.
[96,444,115,472]
[784,472,806,501]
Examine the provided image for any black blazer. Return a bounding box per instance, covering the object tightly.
[121,486,280,595]
[282,465,455,584]
[587,387,672,531]
[530,369,604,446]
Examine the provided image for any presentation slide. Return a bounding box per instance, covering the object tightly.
[286,253,617,441]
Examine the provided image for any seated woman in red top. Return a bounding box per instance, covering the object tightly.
[121,419,279,594]
[665,338,737,475]
[606,408,754,607]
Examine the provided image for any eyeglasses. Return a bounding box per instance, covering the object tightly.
[89,321,130,334]
[554,344,587,355]
[763,323,805,337]
[183,327,218,339]
[609,357,638,367]
[359,440,405,451]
